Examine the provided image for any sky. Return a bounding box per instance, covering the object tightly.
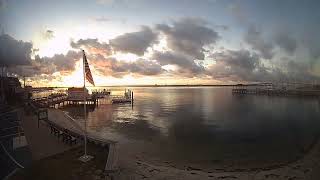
[0,0,320,87]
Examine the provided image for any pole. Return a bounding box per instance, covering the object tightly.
[79,50,93,162]
[83,50,87,156]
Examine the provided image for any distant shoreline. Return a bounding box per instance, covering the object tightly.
[32,84,264,89]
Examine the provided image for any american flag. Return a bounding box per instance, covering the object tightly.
[82,50,95,86]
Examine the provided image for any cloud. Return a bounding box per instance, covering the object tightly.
[208,49,264,81]
[38,50,82,73]
[156,18,219,60]
[71,38,112,56]
[0,0,8,9]
[43,30,54,40]
[208,49,320,83]
[152,51,204,75]
[7,50,82,77]
[0,34,33,66]
[302,26,320,64]
[94,16,110,22]
[111,58,163,76]
[96,0,114,5]
[274,31,297,55]
[244,25,274,59]
[109,26,158,56]
[87,54,163,77]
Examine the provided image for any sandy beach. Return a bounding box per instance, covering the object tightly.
[113,135,320,180]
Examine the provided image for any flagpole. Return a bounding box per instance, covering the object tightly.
[79,50,93,162]
[83,50,87,156]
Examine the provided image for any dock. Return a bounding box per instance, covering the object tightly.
[23,104,119,171]
[31,90,133,108]
[31,93,98,108]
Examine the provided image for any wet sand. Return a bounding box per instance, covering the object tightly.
[114,135,320,180]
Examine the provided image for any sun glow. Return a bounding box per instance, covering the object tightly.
[110,52,140,62]
[61,61,84,87]
[34,31,71,58]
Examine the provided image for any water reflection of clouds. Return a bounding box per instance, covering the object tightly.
[63,87,320,166]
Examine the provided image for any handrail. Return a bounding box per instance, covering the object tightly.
[0,141,24,168]
[63,112,117,144]
[63,112,85,135]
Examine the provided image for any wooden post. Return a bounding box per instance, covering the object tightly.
[105,143,119,171]
[131,91,133,103]
[37,109,48,128]
[37,110,40,128]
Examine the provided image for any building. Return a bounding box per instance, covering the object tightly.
[67,87,89,101]
[0,77,30,105]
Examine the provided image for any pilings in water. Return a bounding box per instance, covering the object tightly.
[33,95,98,109]
[232,88,320,97]
[33,89,134,108]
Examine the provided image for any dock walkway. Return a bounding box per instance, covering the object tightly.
[32,92,133,108]
[21,111,76,160]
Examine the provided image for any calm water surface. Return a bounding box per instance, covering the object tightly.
[64,87,320,168]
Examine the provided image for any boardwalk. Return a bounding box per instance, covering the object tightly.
[47,109,119,171]
[21,111,77,160]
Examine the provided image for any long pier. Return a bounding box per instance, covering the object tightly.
[31,91,133,108]
[31,94,99,108]
[232,88,320,96]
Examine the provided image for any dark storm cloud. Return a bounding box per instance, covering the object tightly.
[152,51,204,74]
[208,49,264,81]
[302,26,320,65]
[71,38,112,56]
[8,62,51,77]
[244,25,274,59]
[156,18,220,60]
[208,50,260,80]
[208,49,320,83]
[0,34,33,66]
[109,26,158,56]
[284,60,318,82]
[5,47,81,77]
[0,0,7,9]
[274,31,297,55]
[213,49,260,71]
